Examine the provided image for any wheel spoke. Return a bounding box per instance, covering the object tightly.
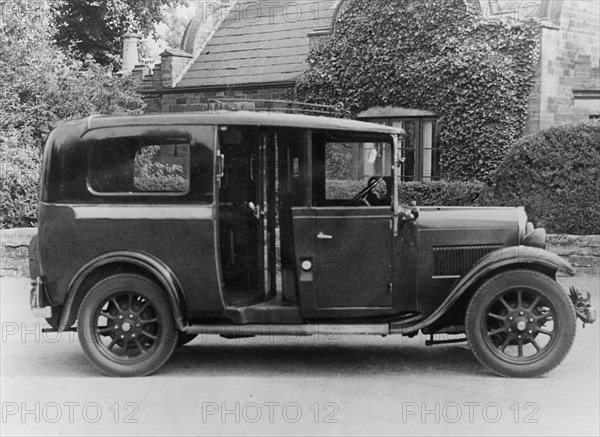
[128,293,133,312]
[487,327,506,337]
[488,312,505,321]
[499,335,512,352]
[517,290,523,308]
[141,331,157,341]
[123,341,130,355]
[536,312,553,323]
[135,302,149,316]
[111,298,123,312]
[531,338,542,352]
[97,326,113,337]
[517,339,523,357]
[500,297,512,311]
[538,328,554,338]
[134,337,146,353]
[528,296,540,311]
[141,317,158,324]
[100,310,115,320]
[107,338,117,350]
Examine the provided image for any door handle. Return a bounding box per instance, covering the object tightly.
[317,232,333,240]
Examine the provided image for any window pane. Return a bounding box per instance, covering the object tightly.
[89,138,190,195]
[398,121,416,182]
[422,121,434,182]
[325,142,390,201]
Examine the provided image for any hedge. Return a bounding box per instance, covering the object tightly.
[491,120,600,234]
[327,179,486,206]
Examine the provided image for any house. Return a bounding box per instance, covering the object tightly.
[131,0,600,181]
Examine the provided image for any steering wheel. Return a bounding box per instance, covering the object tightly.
[345,177,385,206]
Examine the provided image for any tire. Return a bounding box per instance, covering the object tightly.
[177,332,198,347]
[465,270,576,378]
[77,274,178,377]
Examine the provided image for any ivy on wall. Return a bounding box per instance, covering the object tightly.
[296,0,540,182]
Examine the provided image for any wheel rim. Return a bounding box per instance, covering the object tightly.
[91,290,162,364]
[482,287,560,365]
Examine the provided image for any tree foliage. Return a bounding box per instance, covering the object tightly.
[52,0,185,67]
[296,0,540,182]
[1,0,146,228]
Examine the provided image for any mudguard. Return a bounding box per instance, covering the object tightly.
[58,251,187,332]
[390,246,575,333]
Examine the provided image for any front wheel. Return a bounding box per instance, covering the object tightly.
[77,274,178,377]
[466,270,576,378]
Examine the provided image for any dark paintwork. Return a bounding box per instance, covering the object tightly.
[33,111,575,334]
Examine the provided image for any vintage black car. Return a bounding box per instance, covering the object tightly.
[29,108,595,377]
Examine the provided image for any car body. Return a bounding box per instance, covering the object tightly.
[29,109,595,377]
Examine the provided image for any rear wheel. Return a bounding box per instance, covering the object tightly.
[466,270,576,378]
[77,274,177,377]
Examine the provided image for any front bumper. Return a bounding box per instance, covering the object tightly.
[30,277,52,319]
[569,286,596,325]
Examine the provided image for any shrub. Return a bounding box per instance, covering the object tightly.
[0,131,41,228]
[491,120,600,234]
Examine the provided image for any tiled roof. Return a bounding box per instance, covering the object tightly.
[177,0,339,88]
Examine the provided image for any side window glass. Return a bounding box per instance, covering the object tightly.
[89,138,190,195]
[325,142,391,201]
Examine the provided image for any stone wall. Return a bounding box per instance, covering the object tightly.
[526,0,600,134]
[2,228,598,278]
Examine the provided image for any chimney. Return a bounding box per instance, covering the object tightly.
[160,49,193,88]
[121,33,141,72]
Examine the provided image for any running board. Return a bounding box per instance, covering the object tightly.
[183,324,390,337]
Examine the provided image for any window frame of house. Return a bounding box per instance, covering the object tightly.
[363,117,440,182]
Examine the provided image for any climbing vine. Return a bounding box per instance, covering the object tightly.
[296,0,540,182]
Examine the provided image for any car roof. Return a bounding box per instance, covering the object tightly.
[78,111,403,136]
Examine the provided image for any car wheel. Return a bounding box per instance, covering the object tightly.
[177,332,198,347]
[77,274,177,377]
[466,270,576,378]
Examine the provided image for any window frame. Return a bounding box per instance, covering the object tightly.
[86,137,192,198]
[364,117,440,182]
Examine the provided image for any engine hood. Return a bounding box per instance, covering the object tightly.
[417,206,526,236]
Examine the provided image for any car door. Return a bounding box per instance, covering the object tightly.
[292,137,395,318]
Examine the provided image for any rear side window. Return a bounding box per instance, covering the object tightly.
[89,138,191,195]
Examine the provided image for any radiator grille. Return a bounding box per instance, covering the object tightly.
[433,245,502,277]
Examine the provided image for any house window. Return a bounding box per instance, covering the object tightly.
[358,109,440,182]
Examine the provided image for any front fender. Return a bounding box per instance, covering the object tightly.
[390,246,574,334]
[59,251,187,332]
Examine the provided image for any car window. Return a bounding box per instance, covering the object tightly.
[88,138,191,195]
[325,142,391,200]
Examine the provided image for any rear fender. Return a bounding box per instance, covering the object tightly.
[59,251,187,332]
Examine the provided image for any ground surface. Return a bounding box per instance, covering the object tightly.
[1,275,598,436]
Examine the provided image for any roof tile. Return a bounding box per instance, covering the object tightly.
[177,0,339,88]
